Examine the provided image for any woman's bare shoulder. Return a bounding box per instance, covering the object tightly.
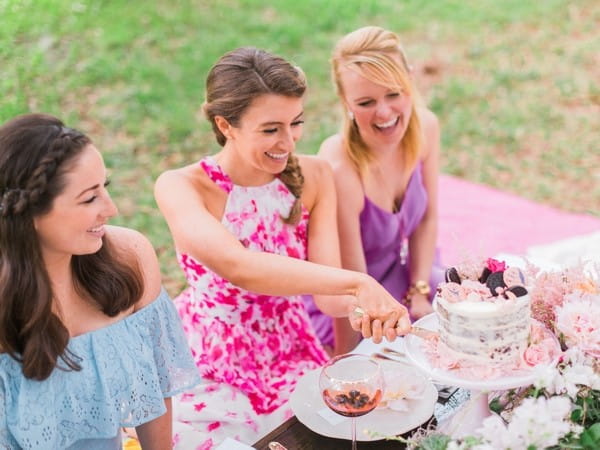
[318,134,344,161]
[155,161,212,192]
[417,107,440,160]
[418,107,440,136]
[303,148,362,213]
[155,160,224,214]
[297,153,332,177]
[296,154,334,208]
[105,225,162,304]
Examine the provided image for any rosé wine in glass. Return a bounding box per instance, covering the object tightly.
[319,354,384,449]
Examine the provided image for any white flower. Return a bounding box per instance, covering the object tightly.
[562,364,600,397]
[563,346,590,365]
[476,415,514,449]
[476,396,574,449]
[532,364,561,394]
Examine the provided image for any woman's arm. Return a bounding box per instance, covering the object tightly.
[318,136,371,353]
[135,398,172,449]
[407,109,441,318]
[300,156,357,315]
[301,155,360,353]
[155,164,409,342]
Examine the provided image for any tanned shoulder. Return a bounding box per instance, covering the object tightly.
[417,107,440,160]
[105,225,162,306]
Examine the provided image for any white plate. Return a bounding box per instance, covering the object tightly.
[405,314,558,391]
[289,362,437,441]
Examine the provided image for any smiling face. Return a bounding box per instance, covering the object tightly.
[33,144,117,263]
[217,93,304,184]
[340,66,412,152]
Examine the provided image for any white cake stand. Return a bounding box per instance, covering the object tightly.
[404,314,554,439]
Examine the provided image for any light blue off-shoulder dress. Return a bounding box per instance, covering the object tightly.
[0,289,201,450]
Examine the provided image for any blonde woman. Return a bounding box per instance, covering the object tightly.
[312,26,445,354]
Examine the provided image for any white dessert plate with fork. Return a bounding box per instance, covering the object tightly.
[289,362,437,441]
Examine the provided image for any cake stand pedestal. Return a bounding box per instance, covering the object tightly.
[404,314,546,439]
[433,389,496,438]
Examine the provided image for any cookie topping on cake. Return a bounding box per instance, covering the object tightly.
[437,258,528,303]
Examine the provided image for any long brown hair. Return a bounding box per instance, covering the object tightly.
[0,113,143,380]
[332,26,423,179]
[203,47,306,224]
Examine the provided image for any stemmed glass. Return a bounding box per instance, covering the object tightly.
[319,354,384,449]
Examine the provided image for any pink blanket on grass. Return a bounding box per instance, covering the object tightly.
[437,175,600,266]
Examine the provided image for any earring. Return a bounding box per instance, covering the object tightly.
[347,110,354,120]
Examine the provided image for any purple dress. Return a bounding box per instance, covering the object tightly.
[304,163,445,348]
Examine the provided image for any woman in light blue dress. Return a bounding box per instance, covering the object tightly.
[0,113,200,449]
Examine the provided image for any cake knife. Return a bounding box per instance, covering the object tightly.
[409,326,439,340]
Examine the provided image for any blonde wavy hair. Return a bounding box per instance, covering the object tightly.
[332,26,423,179]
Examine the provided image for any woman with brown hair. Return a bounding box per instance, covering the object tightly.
[313,26,446,354]
[0,113,199,449]
[155,47,411,447]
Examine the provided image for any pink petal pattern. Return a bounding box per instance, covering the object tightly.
[172,157,328,448]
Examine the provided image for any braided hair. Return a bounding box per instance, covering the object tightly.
[0,113,142,380]
[203,47,306,224]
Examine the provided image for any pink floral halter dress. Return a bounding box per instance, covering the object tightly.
[172,156,328,449]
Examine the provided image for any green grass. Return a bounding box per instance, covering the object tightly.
[2,0,598,294]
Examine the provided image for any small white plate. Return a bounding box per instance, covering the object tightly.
[289,362,437,441]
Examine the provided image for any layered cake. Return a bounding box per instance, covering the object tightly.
[434,258,531,365]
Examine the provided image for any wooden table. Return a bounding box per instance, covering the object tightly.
[253,415,436,449]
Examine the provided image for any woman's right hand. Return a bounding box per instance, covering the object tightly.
[348,275,412,343]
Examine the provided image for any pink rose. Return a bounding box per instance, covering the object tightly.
[522,338,559,366]
[486,258,507,272]
[540,337,561,360]
[523,344,550,366]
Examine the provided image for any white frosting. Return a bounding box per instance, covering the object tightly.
[436,295,529,318]
[434,293,531,365]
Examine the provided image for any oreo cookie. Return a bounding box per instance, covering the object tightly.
[445,267,461,283]
[506,285,528,297]
[478,267,492,283]
[486,271,507,296]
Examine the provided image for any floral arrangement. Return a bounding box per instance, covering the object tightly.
[401,262,600,450]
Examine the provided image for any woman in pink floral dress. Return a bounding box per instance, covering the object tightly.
[155,47,411,448]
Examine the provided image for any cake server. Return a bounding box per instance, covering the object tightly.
[409,326,439,340]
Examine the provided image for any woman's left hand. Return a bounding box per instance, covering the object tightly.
[408,293,433,319]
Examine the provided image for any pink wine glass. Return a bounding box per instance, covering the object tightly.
[319,354,384,449]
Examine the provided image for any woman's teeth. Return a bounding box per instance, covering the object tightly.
[266,152,288,160]
[375,117,398,129]
[88,226,103,232]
